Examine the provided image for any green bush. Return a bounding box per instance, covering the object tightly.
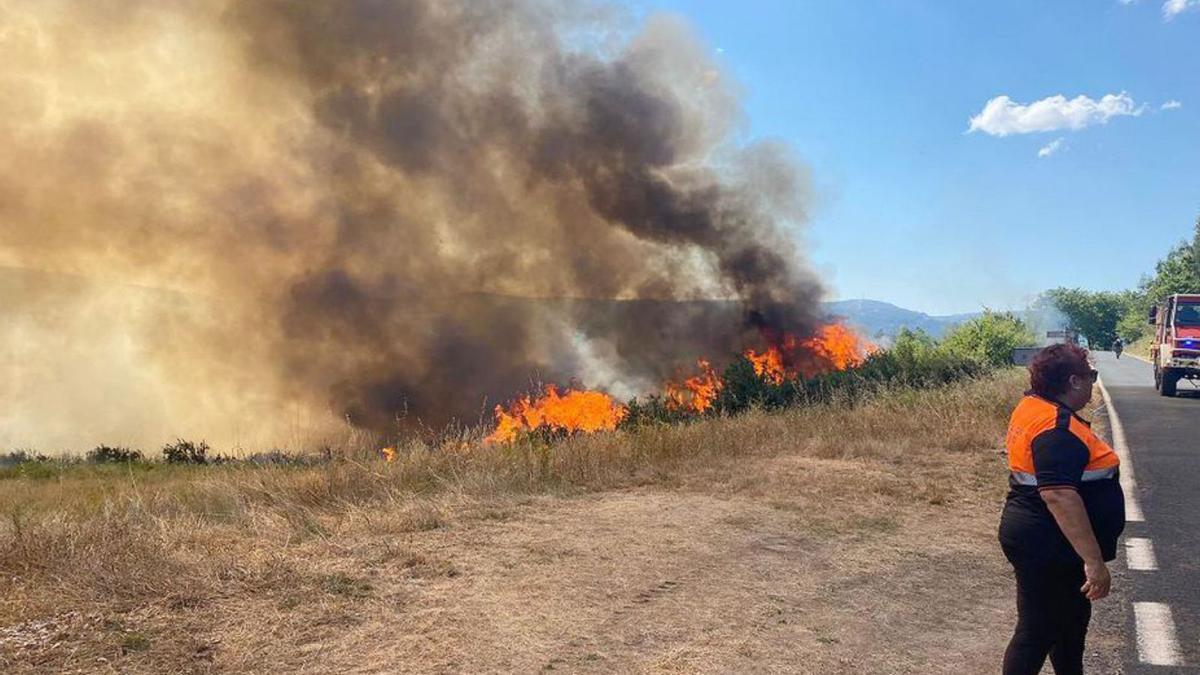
[940,311,1035,367]
[162,439,210,465]
[645,326,994,418]
[0,450,50,467]
[715,356,798,414]
[86,445,145,464]
[245,449,320,466]
[621,395,698,428]
[796,332,986,406]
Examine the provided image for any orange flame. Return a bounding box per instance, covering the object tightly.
[746,323,875,383]
[745,345,788,384]
[485,385,628,444]
[665,358,723,413]
[802,323,875,372]
[381,446,397,462]
[485,323,874,442]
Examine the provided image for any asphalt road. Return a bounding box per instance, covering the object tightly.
[1095,350,1200,672]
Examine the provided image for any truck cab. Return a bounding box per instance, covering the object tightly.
[1149,293,1200,396]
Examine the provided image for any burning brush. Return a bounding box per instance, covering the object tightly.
[485,385,629,444]
[484,322,875,443]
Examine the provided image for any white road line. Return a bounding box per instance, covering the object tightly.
[1097,369,1182,667]
[1097,377,1144,522]
[1134,602,1184,666]
[1125,537,1159,571]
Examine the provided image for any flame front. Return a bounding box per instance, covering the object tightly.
[485,385,629,444]
[745,345,788,384]
[486,323,874,442]
[806,323,877,371]
[665,359,724,413]
[746,323,875,383]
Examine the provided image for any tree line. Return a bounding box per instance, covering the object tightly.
[1042,217,1200,348]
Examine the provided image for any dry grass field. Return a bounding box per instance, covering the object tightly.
[0,370,1126,673]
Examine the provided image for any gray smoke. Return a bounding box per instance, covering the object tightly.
[0,0,823,449]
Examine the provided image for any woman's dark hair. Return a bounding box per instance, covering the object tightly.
[1029,343,1091,398]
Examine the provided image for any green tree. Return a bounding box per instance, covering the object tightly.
[1193,217,1200,283]
[1116,307,1150,343]
[1143,239,1200,301]
[940,311,1035,367]
[1118,223,1200,341]
[1043,288,1136,348]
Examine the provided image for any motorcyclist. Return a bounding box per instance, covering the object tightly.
[1111,337,1123,359]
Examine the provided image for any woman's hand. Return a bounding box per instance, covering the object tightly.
[1081,559,1112,600]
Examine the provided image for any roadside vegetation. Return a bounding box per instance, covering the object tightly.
[3,311,1035,473]
[2,372,1028,673]
[627,310,1031,430]
[1,315,1037,672]
[1128,334,1154,360]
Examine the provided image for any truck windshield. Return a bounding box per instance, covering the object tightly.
[1175,303,1200,326]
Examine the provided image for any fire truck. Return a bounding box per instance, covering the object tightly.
[1149,293,1200,397]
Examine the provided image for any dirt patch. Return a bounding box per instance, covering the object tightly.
[3,473,1021,673]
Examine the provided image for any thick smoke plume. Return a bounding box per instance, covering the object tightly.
[0,0,822,450]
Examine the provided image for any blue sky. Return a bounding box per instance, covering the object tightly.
[635,0,1200,315]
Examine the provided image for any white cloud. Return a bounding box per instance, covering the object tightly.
[1162,100,1183,110]
[1164,0,1200,18]
[1118,0,1137,5]
[1037,138,1065,158]
[967,92,1144,137]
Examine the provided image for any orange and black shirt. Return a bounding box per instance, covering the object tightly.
[998,393,1125,563]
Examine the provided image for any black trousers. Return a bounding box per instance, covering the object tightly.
[1001,551,1091,675]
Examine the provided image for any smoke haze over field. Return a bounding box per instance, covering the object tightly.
[0,0,822,450]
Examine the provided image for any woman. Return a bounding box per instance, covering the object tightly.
[999,343,1125,675]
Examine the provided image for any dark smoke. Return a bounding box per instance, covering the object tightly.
[0,0,822,449]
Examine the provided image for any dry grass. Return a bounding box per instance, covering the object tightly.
[1,371,1038,673]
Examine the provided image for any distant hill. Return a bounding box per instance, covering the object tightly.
[822,299,979,340]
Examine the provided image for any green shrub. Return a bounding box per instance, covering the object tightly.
[246,450,299,465]
[792,343,984,408]
[940,311,1035,367]
[162,439,210,465]
[0,450,50,467]
[659,326,992,418]
[715,356,802,414]
[875,329,988,384]
[86,445,145,464]
[621,396,697,428]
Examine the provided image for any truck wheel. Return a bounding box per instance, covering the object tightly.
[1161,371,1178,397]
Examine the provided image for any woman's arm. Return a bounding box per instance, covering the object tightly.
[1041,488,1111,600]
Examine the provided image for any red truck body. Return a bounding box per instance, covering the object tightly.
[1149,293,1200,396]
